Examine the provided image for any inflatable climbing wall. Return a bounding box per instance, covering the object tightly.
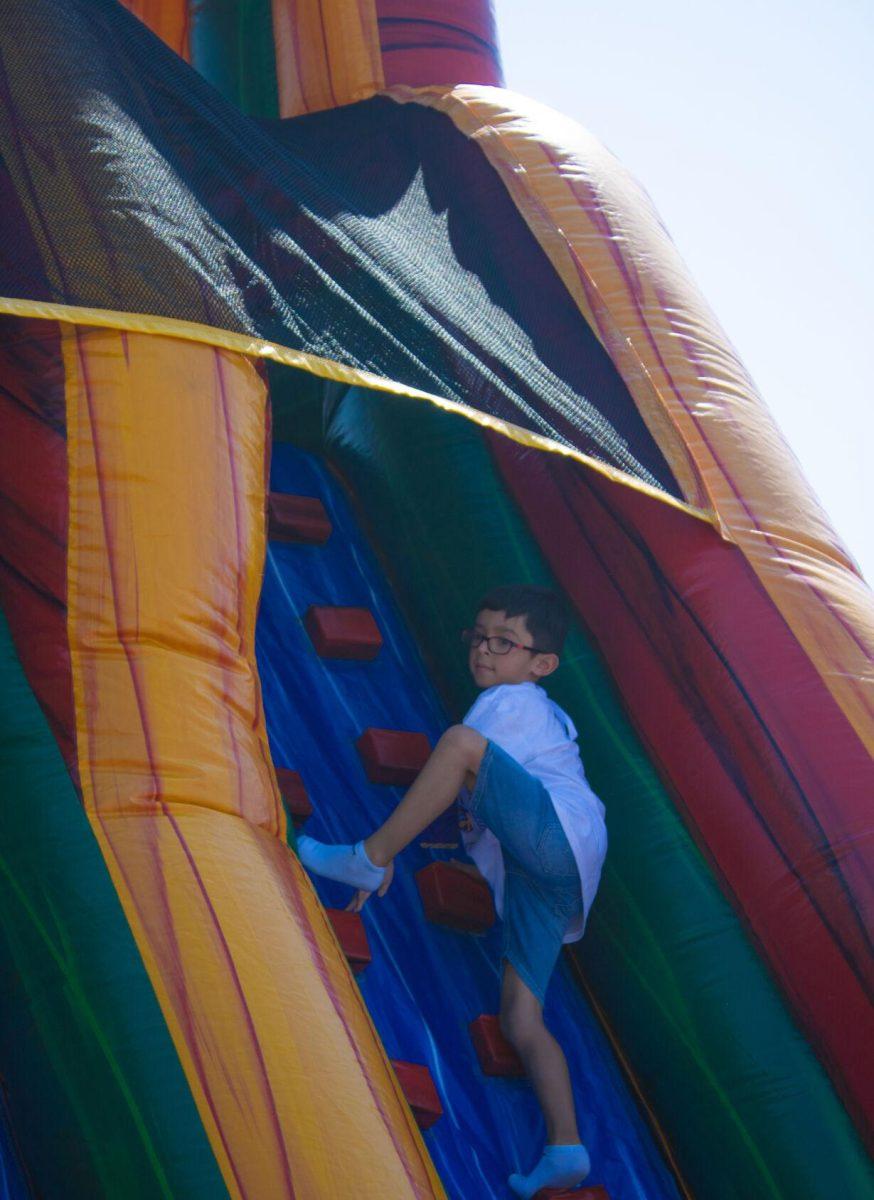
[0,2,871,1197]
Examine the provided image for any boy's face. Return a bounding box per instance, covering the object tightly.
[468,609,559,689]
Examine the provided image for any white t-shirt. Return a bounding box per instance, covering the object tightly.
[460,682,607,943]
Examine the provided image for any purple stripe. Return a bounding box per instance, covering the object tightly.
[214,350,282,834]
[213,351,249,826]
[376,16,498,56]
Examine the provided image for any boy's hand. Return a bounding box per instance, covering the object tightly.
[345,858,394,913]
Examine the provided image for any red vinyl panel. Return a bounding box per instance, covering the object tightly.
[376,0,503,88]
[0,317,74,768]
[488,434,874,1139]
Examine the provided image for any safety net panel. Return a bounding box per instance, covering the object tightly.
[0,0,680,495]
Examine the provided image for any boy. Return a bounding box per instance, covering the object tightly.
[298,585,608,1198]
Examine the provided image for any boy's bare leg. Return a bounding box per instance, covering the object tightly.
[500,961,581,1146]
[363,725,487,867]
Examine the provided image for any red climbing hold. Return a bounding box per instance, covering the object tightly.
[268,493,332,544]
[390,1060,443,1129]
[275,768,313,825]
[469,1014,525,1077]
[304,606,383,660]
[325,908,372,975]
[415,861,496,933]
[356,728,431,785]
[534,1187,610,1199]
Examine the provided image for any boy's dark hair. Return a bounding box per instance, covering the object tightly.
[476,585,570,655]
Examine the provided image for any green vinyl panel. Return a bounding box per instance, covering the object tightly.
[0,609,230,1200]
[189,0,279,118]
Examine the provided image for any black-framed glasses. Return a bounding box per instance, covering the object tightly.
[461,630,544,656]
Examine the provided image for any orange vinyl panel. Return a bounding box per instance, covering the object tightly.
[272,0,384,116]
[63,324,444,1200]
[117,1,191,60]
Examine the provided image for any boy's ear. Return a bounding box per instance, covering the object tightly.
[532,652,559,679]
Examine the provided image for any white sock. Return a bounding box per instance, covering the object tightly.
[296,835,385,891]
[508,1143,591,1199]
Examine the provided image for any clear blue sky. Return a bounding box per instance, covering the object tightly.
[496,0,873,582]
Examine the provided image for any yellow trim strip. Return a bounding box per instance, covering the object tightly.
[0,295,714,526]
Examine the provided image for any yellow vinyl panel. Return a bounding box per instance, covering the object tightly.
[272,0,384,116]
[63,324,445,1200]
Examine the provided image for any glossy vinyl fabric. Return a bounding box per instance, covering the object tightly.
[122,0,503,116]
[0,318,73,769]
[399,85,873,760]
[62,328,442,1199]
[0,598,230,1200]
[486,434,874,1136]
[0,0,872,1196]
[296,380,873,1199]
[257,441,682,1200]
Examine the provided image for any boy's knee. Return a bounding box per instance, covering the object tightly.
[439,724,487,772]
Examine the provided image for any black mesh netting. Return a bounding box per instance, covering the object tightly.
[0,0,680,494]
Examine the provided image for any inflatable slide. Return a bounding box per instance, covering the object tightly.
[0,2,871,1197]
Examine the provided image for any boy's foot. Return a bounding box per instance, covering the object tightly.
[508,1143,590,1199]
[296,836,385,892]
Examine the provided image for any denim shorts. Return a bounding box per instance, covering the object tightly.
[468,740,584,1005]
